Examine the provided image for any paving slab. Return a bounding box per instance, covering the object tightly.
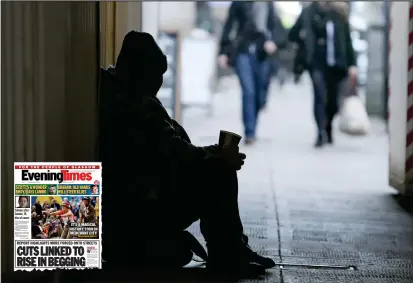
[183,75,413,282]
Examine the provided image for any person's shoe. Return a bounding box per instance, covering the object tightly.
[294,74,301,84]
[259,103,267,111]
[206,235,275,276]
[245,137,256,145]
[240,242,276,269]
[326,128,333,144]
[314,136,324,148]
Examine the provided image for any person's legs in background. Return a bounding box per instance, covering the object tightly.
[255,57,272,112]
[325,67,347,144]
[272,56,280,78]
[254,59,273,111]
[310,69,327,147]
[235,53,258,144]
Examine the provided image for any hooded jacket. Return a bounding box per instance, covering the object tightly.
[100,32,222,264]
[100,31,219,201]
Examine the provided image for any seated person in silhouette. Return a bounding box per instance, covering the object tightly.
[101,31,275,274]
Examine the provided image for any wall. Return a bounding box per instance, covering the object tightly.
[210,3,230,23]
[388,2,410,194]
[1,0,148,274]
[100,2,116,67]
[142,2,160,39]
[1,2,99,273]
[365,25,386,117]
[352,2,384,26]
[100,2,159,68]
[100,2,142,68]
[114,2,142,59]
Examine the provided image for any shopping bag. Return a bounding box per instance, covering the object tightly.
[338,94,370,136]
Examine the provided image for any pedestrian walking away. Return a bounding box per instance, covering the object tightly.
[289,1,357,148]
[218,1,286,145]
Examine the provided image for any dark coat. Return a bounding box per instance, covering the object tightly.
[99,33,220,245]
[100,31,215,188]
[100,32,220,265]
[288,3,356,71]
[101,91,219,198]
[219,1,287,61]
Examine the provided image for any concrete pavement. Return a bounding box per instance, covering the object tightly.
[183,74,413,282]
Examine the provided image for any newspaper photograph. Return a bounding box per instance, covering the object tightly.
[14,162,102,271]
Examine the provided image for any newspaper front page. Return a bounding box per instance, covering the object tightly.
[14,162,102,271]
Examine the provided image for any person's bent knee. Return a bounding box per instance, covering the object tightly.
[202,157,238,192]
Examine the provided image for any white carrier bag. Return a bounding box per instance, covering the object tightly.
[338,94,370,136]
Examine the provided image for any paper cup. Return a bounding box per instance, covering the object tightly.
[219,130,242,148]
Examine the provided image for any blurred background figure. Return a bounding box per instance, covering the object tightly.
[217,1,286,145]
[273,42,295,89]
[289,1,357,147]
[291,28,307,84]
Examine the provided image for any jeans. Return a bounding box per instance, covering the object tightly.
[235,52,271,138]
[310,67,348,137]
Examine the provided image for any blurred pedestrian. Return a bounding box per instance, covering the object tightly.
[218,1,286,145]
[289,1,356,147]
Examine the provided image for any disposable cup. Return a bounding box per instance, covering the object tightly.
[219,130,242,148]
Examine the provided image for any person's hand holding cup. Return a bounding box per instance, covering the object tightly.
[219,130,246,171]
[221,146,246,171]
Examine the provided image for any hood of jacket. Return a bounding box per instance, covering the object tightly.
[115,31,167,87]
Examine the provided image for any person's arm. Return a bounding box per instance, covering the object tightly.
[288,10,304,43]
[141,98,219,165]
[171,119,191,143]
[59,212,73,218]
[219,2,237,56]
[267,3,287,48]
[171,119,219,155]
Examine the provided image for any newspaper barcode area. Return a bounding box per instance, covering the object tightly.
[14,162,102,271]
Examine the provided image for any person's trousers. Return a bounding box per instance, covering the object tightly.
[235,52,271,138]
[144,157,245,266]
[310,67,347,137]
[155,157,243,242]
[102,158,244,268]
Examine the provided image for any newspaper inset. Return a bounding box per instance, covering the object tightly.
[14,162,102,271]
